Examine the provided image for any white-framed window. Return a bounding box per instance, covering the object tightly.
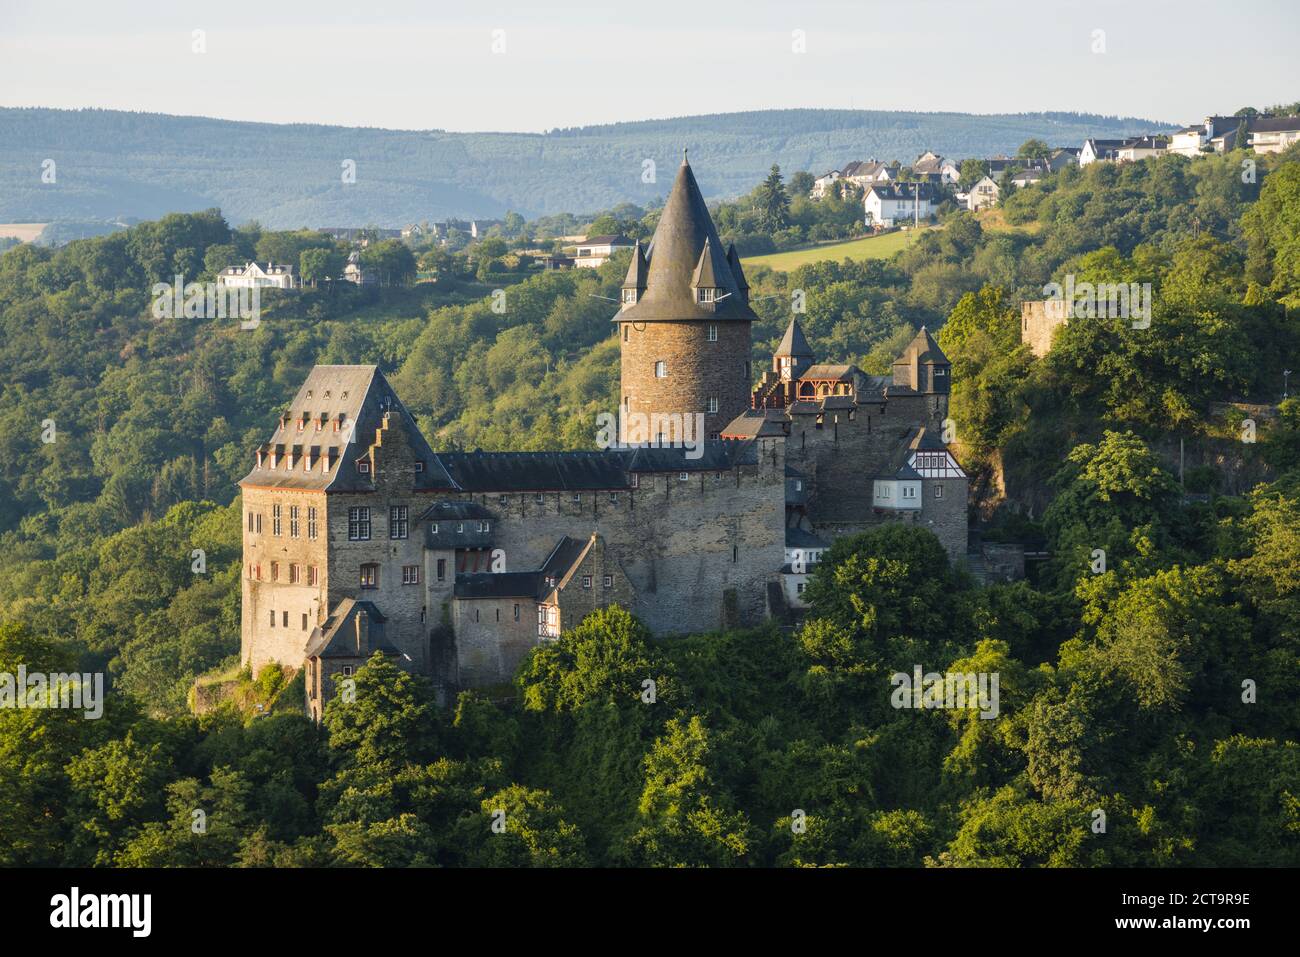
[622,288,637,304]
[707,324,718,341]
[390,505,409,539]
[603,575,614,589]
[678,472,689,482]
[289,505,300,538]
[348,507,371,541]
[655,360,667,378]
[357,460,370,474]
[934,484,944,499]
[289,563,300,584]
[582,575,592,589]
[572,494,581,505]
[272,504,282,536]
[402,564,420,585]
[697,288,715,303]
[359,563,379,588]
[707,397,718,414]
[308,565,318,586]
[609,492,618,504]
[478,520,490,533]
[629,473,639,488]
[903,485,917,500]
[534,493,545,504]
[342,665,353,677]
[415,461,425,473]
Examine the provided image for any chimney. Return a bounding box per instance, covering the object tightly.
[355,609,369,653]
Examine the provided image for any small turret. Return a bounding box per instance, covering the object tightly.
[774,317,814,382]
[621,240,648,307]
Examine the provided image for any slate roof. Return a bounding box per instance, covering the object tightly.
[239,365,454,493]
[775,318,814,358]
[785,526,830,549]
[1250,115,1300,133]
[867,183,940,202]
[800,363,855,381]
[305,599,402,660]
[720,410,789,440]
[615,155,758,324]
[896,326,949,366]
[454,535,595,601]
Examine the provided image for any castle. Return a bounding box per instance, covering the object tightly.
[238,155,968,719]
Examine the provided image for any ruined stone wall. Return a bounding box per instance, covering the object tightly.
[1021,300,1069,358]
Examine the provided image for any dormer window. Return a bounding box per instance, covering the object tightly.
[697,288,716,303]
[357,460,370,474]
[621,289,637,304]
[414,461,425,473]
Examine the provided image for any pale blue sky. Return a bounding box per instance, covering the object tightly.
[1,0,1295,131]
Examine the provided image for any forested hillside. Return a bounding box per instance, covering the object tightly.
[0,106,1168,225]
[0,143,1298,867]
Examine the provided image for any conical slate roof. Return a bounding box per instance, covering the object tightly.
[615,153,757,324]
[622,239,648,289]
[775,318,813,358]
[898,326,949,365]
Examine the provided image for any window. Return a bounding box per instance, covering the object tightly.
[307,506,317,539]
[879,483,892,499]
[282,611,288,628]
[402,564,420,585]
[272,504,282,536]
[582,575,592,589]
[707,324,718,341]
[255,513,262,534]
[342,666,353,677]
[571,494,581,505]
[436,559,446,582]
[271,561,280,582]
[308,565,318,586]
[269,610,275,627]
[513,603,520,622]
[903,485,917,500]
[707,397,718,414]
[357,460,371,474]
[679,472,689,482]
[348,507,371,541]
[603,575,614,589]
[621,289,636,304]
[629,473,639,488]
[254,564,262,581]
[247,511,255,532]
[289,563,300,584]
[797,582,806,594]
[415,461,425,473]
[301,613,309,631]
[498,495,508,505]
[390,505,409,539]
[609,492,618,504]
[697,288,715,303]
[360,564,379,589]
[934,484,944,499]
[655,360,667,378]
[289,505,300,538]
[430,522,438,534]
[534,493,545,504]
[456,522,464,533]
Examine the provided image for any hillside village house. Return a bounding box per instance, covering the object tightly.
[864,183,938,227]
[342,251,377,286]
[1008,167,1045,189]
[1249,116,1300,154]
[842,159,900,188]
[810,169,841,199]
[1079,138,1128,165]
[966,175,1000,211]
[1115,135,1169,162]
[912,151,960,184]
[573,235,633,268]
[217,262,295,289]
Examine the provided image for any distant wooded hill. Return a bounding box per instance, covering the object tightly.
[0,106,1170,228]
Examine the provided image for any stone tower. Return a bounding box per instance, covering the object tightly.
[616,152,757,441]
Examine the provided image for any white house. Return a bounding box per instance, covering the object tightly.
[1008,167,1046,189]
[811,169,841,199]
[217,262,294,289]
[1080,138,1128,166]
[573,235,633,268]
[1249,116,1300,154]
[966,175,1000,211]
[1115,135,1169,163]
[342,251,377,286]
[864,183,937,228]
[781,527,830,608]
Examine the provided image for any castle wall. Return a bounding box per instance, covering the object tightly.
[443,441,786,639]
[1021,300,1069,358]
[240,487,329,675]
[452,597,538,688]
[620,319,752,439]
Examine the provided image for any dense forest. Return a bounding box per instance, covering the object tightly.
[0,141,1298,866]
[0,106,1167,225]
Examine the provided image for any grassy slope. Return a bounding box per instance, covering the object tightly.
[741,227,936,271]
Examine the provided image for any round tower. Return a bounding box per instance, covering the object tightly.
[615,152,756,442]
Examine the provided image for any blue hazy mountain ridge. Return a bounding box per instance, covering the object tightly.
[0,106,1170,227]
